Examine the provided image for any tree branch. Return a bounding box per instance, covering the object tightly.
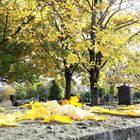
[75,4,92,14]
[103,0,130,28]
[42,0,67,23]
[54,20,61,31]
[115,19,134,27]
[82,63,90,72]
[100,59,108,69]
[104,9,120,28]
[85,0,93,11]
[114,20,139,31]
[10,7,37,37]
[82,33,86,40]
[128,31,140,41]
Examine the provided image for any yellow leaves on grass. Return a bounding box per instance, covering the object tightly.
[119,110,139,116]
[89,106,140,117]
[118,104,140,116]
[118,104,140,110]
[89,106,119,115]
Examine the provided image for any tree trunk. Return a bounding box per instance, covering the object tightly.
[90,66,99,106]
[65,67,72,100]
[90,76,98,105]
[109,84,115,104]
[88,0,105,106]
[89,0,99,106]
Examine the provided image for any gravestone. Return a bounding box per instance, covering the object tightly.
[118,84,131,105]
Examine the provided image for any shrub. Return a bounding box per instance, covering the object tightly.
[133,92,140,100]
[48,80,62,100]
[16,89,27,100]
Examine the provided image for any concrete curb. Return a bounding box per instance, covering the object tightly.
[68,126,140,140]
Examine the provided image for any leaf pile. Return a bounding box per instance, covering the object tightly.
[0,101,104,127]
[1,99,140,127]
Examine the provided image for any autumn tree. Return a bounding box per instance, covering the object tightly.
[72,0,140,105]
[32,0,85,99]
[0,0,38,83]
[1,0,139,104]
[0,0,56,84]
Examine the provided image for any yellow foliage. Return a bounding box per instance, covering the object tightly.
[119,110,139,116]
[51,115,73,124]
[42,116,51,123]
[43,100,104,121]
[89,106,119,115]
[20,101,35,109]
[119,104,140,110]
[0,100,111,127]
[67,54,79,65]
[21,103,50,120]
[61,99,70,106]
[10,112,24,120]
[59,104,105,121]
[70,96,82,108]
[75,42,87,51]
[89,106,140,117]
[43,100,62,114]
[0,114,18,127]
[61,96,82,108]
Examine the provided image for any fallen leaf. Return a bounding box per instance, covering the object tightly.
[89,106,140,117]
[20,101,35,109]
[52,115,73,124]
[119,104,140,110]
[70,96,82,108]
[59,104,105,121]
[43,100,62,114]
[61,99,70,106]
[21,102,50,120]
[89,106,119,115]
[0,114,18,127]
